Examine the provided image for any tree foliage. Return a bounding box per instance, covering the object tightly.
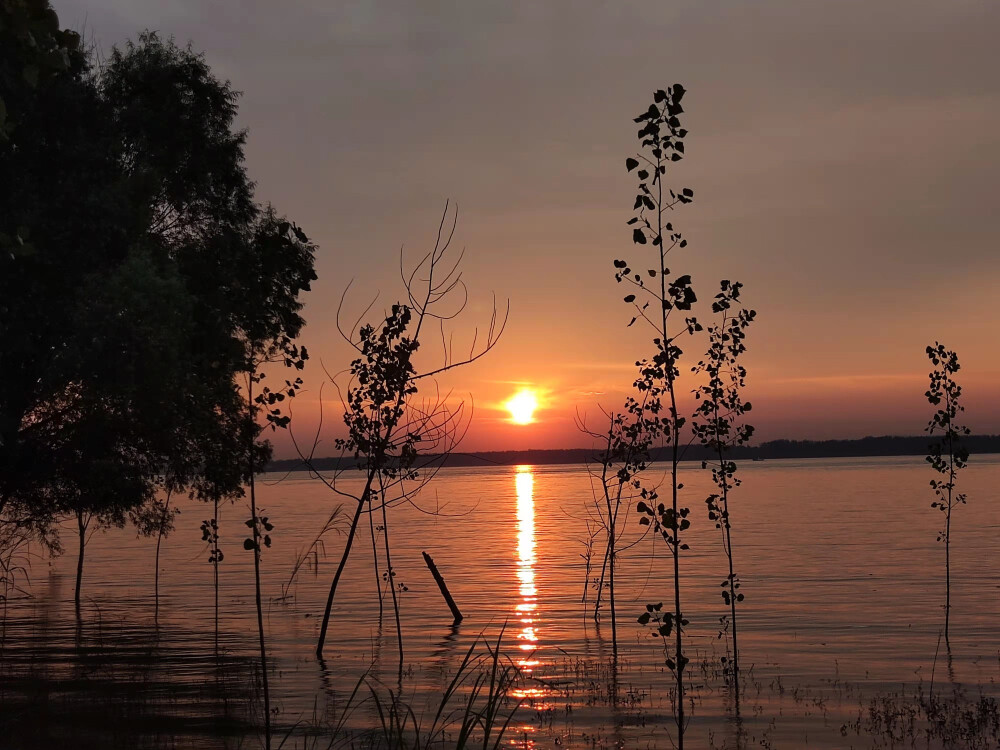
[0,20,316,556]
[0,0,83,140]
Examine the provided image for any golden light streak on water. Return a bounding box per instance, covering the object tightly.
[511,466,551,718]
[514,467,537,659]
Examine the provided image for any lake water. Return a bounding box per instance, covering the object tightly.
[2,455,1000,749]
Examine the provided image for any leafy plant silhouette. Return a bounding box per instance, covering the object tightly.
[618,84,699,749]
[924,342,970,643]
[691,280,755,712]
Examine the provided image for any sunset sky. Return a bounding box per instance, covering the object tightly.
[62,0,1000,456]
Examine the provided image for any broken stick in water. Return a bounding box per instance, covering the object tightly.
[422,551,463,623]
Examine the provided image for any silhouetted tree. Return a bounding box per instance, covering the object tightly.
[301,203,505,663]
[0,29,316,623]
[925,343,970,643]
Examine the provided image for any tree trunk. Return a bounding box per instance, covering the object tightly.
[378,477,404,675]
[154,489,172,622]
[606,498,618,659]
[75,509,86,617]
[368,494,383,620]
[669,387,685,750]
[945,503,952,641]
[213,497,220,654]
[659,148,686,750]
[717,436,741,715]
[593,546,608,621]
[316,471,377,657]
[722,489,740,714]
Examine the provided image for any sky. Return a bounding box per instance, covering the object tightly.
[60,0,1000,456]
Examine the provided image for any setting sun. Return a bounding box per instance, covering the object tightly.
[505,389,539,425]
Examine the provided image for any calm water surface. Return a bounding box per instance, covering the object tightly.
[3,456,1000,748]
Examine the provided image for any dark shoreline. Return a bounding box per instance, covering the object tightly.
[266,434,1000,472]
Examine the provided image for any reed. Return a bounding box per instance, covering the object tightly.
[279,505,347,601]
[326,627,523,750]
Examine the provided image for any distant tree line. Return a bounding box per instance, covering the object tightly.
[264,434,1000,472]
[750,434,996,460]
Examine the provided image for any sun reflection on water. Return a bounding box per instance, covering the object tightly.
[511,466,551,720]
